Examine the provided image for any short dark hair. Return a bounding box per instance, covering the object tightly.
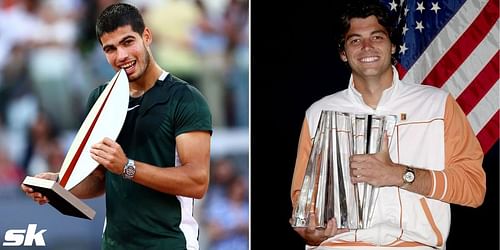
[336,0,396,52]
[95,3,145,43]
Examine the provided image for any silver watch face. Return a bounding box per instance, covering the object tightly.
[125,166,135,176]
[123,161,136,179]
[403,171,415,183]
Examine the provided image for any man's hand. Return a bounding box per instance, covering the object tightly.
[90,137,128,175]
[291,213,348,246]
[350,134,401,187]
[20,172,59,205]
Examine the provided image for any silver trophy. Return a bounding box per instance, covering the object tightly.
[291,110,397,229]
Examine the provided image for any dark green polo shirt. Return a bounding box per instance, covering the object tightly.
[85,73,212,250]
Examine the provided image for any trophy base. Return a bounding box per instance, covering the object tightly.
[22,176,96,220]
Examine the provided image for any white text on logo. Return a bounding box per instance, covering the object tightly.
[3,224,47,247]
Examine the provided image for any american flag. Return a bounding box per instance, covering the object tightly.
[382,0,499,153]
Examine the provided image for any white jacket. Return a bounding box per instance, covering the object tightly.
[291,68,485,249]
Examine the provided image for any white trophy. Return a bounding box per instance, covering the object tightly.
[22,69,129,220]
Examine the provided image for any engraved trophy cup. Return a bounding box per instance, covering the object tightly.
[291,110,397,229]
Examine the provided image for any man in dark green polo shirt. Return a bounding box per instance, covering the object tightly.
[22,3,212,249]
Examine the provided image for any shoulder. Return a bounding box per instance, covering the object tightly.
[160,74,211,116]
[89,82,108,95]
[86,82,109,104]
[399,81,449,100]
[163,74,206,100]
[394,81,450,118]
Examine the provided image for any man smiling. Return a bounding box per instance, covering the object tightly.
[22,3,212,249]
[290,1,485,249]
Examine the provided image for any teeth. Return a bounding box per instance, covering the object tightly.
[360,56,378,63]
[122,61,134,69]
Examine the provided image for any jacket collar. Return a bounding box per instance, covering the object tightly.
[347,66,401,112]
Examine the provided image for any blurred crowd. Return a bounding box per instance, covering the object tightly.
[0,0,248,249]
[199,157,249,250]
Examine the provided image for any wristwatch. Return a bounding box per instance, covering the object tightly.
[122,159,136,180]
[402,166,415,186]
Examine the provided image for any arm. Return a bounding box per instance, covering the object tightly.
[428,95,485,207]
[90,131,211,199]
[350,95,486,207]
[133,131,211,198]
[69,165,106,199]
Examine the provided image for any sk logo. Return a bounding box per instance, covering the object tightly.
[3,224,47,247]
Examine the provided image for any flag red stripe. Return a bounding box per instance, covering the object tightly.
[456,52,499,114]
[422,0,498,87]
[59,75,120,187]
[476,110,499,153]
[395,63,407,79]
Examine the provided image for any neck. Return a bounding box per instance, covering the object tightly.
[352,68,393,108]
[130,62,163,97]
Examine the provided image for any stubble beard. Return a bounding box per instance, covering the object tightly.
[129,43,151,82]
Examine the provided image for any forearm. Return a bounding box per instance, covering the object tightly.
[395,164,433,196]
[132,161,209,199]
[397,161,484,207]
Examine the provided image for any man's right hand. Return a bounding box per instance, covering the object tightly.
[291,213,348,246]
[20,172,59,205]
